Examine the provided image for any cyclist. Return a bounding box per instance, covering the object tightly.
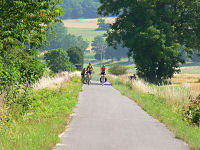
[100,64,106,75]
[81,67,86,82]
[86,62,94,79]
[100,64,107,82]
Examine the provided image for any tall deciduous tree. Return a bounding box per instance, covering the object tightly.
[61,0,100,19]
[98,0,200,83]
[0,0,61,91]
[105,45,128,61]
[91,35,107,52]
[0,0,62,50]
[43,23,89,51]
[91,35,107,61]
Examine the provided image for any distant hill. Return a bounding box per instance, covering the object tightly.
[61,0,100,19]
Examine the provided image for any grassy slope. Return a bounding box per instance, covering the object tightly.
[67,28,106,44]
[110,78,200,150]
[0,77,82,150]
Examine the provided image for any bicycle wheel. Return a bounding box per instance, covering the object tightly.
[101,75,105,86]
[87,74,90,85]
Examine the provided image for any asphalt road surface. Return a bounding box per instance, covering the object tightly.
[56,81,189,150]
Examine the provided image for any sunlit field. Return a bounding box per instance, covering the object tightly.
[63,17,115,29]
[67,28,106,45]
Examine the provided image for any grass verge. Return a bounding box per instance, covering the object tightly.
[0,77,82,150]
[110,78,200,150]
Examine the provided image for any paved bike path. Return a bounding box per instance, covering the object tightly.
[57,81,188,150]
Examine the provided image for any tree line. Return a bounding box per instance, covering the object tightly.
[42,22,88,51]
[91,36,129,61]
[61,0,100,19]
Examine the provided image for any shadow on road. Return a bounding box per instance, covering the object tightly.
[84,82,112,86]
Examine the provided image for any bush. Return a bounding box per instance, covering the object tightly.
[0,50,46,112]
[44,48,76,73]
[108,64,128,75]
[183,95,200,126]
[67,46,83,70]
[94,52,102,61]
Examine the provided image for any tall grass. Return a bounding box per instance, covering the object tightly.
[0,75,82,150]
[33,71,80,90]
[118,73,200,107]
[130,79,197,107]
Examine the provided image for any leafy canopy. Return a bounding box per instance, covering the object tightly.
[44,48,75,73]
[92,35,107,52]
[98,0,200,83]
[0,0,62,49]
[61,0,100,19]
[42,23,89,51]
[0,0,61,90]
[91,35,107,61]
[67,46,84,70]
[105,45,128,61]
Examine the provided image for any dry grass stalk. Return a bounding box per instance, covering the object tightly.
[170,74,200,83]
[131,79,194,106]
[33,71,80,90]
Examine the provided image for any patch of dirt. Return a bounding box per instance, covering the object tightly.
[63,17,116,29]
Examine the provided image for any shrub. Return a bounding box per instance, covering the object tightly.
[67,46,83,70]
[94,52,102,61]
[0,50,46,112]
[108,64,128,75]
[183,95,200,126]
[44,48,76,73]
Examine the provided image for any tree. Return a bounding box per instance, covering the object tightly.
[42,23,89,51]
[61,0,100,19]
[0,0,61,50]
[192,49,200,62]
[98,0,200,83]
[0,0,61,111]
[44,48,75,73]
[67,46,84,70]
[0,0,61,99]
[94,52,102,61]
[92,36,107,61]
[82,0,100,18]
[0,0,61,85]
[91,36,106,52]
[105,45,128,61]
[96,18,109,31]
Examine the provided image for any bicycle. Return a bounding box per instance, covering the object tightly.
[100,73,106,86]
[85,71,91,85]
[81,75,86,84]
